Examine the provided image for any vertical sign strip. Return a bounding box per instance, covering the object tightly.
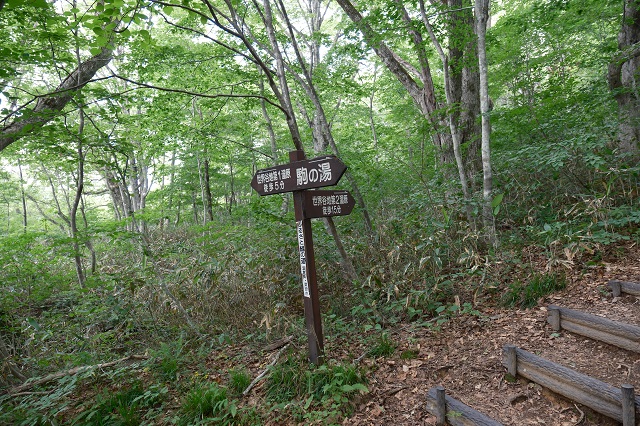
[297,220,311,298]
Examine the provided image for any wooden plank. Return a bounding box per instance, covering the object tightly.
[502,346,640,423]
[609,280,640,297]
[547,305,640,353]
[622,385,637,426]
[425,387,504,426]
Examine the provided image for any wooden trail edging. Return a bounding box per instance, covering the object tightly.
[425,386,504,426]
[547,305,640,353]
[503,345,639,425]
[609,280,640,297]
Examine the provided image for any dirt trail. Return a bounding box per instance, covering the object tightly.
[346,244,640,425]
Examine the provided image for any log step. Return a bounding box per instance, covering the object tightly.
[547,305,640,353]
[609,280,640,297]
[425,386,504,426]
[503,345,639,425]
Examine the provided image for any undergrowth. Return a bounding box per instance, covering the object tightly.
[501,271,568,308]
[265,355,368,423]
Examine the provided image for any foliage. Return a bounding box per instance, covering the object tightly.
[178,382,260,426]
[501,272,568,309]
[228,368,251,396]
[368,333,396,358]
[265,356,368,423]
[72,382,167,426]
[0,373,81,426]
[0,0,638,423]
[149,339,186,382]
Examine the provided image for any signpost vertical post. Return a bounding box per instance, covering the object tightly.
[251,150,352,364]
[290,150,324,364]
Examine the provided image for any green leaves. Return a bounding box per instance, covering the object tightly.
[491,193,504,216]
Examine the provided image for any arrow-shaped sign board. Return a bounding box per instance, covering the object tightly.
[303,190,355,219]
[251,155,346,196]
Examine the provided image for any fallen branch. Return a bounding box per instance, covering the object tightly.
[242,344,289,396]
[0,334,28,383]
[6,390,53,398]
[8,354,148,395]
[263,335,293,352]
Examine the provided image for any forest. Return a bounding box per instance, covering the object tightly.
[0,0,639,424]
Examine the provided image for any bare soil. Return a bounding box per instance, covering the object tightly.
[211,242,639,425]
[344,243,640,426]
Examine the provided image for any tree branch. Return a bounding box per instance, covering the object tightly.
[0,47,113,152]
[112,74,288,115]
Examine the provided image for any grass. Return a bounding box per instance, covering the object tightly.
[265,356,368,423]
[368,333,396,358]
[72,382,167,426]
[501,272,567,308]
[229,368,251,395]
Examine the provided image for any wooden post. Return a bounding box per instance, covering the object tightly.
[504,344,517,377]
[290,150,324,364]
[621,384,636,426]
[609,280,622,297]
[548,306,561,331]
[435,386,446,425]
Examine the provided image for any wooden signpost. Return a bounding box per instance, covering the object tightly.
[251,150,353,364]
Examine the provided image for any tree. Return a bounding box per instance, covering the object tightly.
[475,0,496,246]
[0,0,116,152]
[335,0,483,226]
[608,0,640,154]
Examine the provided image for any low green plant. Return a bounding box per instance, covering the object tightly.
[501,272,567,308]
[179,382,254,426]
[150,339,186,382]
[72,381,167,426]
[368,333,396,358]
[400,349,419,360]
[265,357,368,423]
[228,368,251,395]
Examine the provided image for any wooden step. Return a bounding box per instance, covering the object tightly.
[425,386,504,426]
[503,345,639,425]
[609,280,640,297]
[547,305,640,352]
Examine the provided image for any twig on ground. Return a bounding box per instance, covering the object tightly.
[8,354,148,395]
[353,351,367,364]
[242,344,289,397]
[264,335,293,352]
[573,404,585,425]
[7,390,54,398]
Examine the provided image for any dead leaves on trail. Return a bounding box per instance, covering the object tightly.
[344,247,640,426]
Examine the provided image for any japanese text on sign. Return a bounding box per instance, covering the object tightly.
[295,162,332,187]
[297,221,310,298]
[256,168,291,194]
[311,193,350,216]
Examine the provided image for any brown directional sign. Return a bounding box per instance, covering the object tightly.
[251,155,346,196]
[250,151,355,365]
[303,190,355,219]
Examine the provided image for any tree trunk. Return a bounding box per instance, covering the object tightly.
[420,0,475,227]
[80,195,97,274]
[270,0,363,280]
[475,0,496,247]
[228,156,235,214]
[259,72,290,215]
[608,0,640,154]
[323,217,358,282]
[192,192,199,223]
[276,0,375,240]
[17,159,27,233]
[203,158,214,222]
[71,104,86,288]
